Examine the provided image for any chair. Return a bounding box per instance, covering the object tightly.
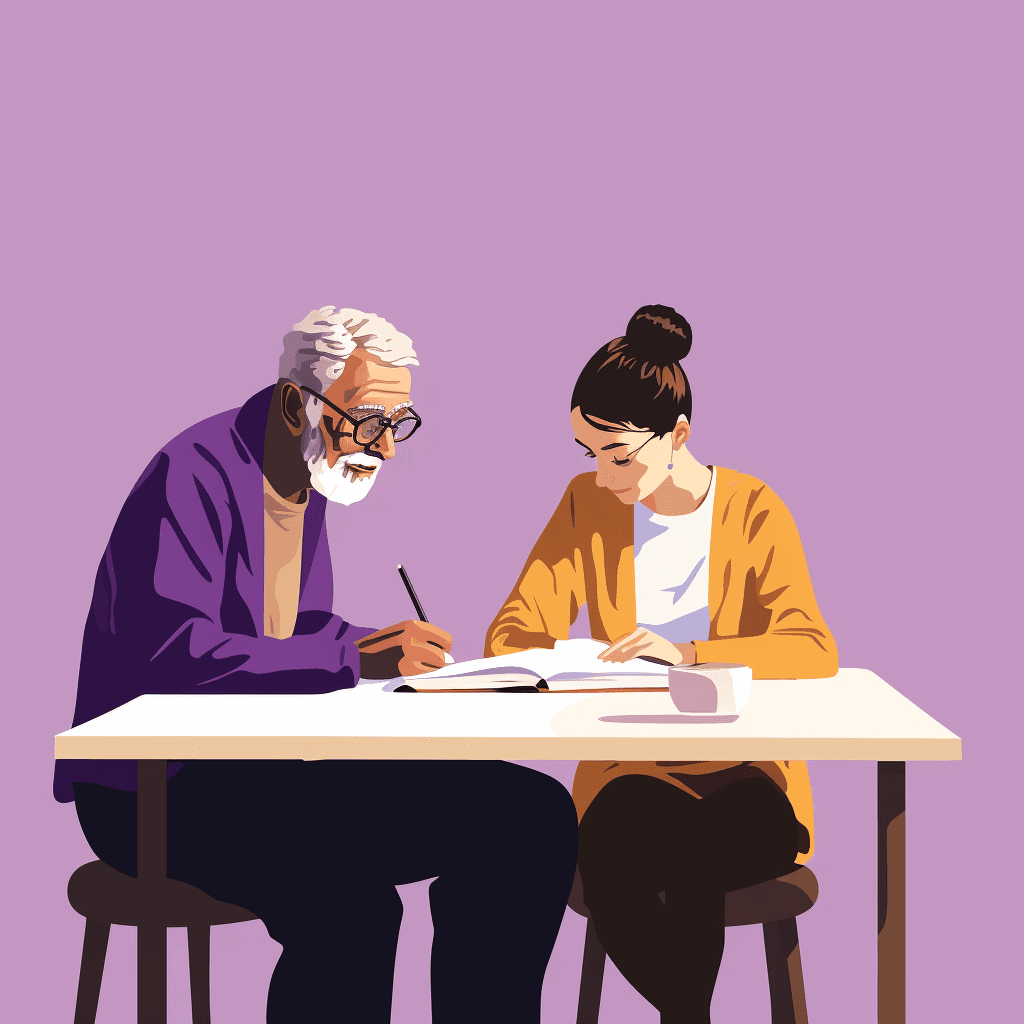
[570,865,818,1024]
[67,860,258,1024]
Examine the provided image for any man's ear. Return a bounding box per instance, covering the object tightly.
[672,415,691,450]
[280,382,307,436]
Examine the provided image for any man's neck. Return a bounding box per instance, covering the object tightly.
[275,483,308,505]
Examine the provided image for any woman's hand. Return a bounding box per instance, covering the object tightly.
[598,628,698,667]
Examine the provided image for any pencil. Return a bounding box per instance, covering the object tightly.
[397,564,428,622]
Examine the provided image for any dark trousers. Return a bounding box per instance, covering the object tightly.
[577,774,800,1024]
[74,759,579,1024]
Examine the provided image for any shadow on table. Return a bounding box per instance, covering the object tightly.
[598,714,740,724]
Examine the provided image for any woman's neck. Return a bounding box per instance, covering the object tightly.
[641,446,713,516]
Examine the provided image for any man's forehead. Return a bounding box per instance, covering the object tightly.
[325,351,412,407]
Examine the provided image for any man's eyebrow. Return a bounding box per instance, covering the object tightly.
[343,385,411,404]
[574,439,593,451]
[349,400,414,415]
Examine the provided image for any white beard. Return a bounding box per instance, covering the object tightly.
[307,449,383,505]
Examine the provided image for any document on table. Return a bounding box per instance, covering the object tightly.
[383,639,672,692]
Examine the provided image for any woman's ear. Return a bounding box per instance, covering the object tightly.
[281,382,307,436]
[672,415,691,449]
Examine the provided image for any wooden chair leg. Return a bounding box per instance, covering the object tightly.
[187,926,212,1024]
[576,917,607,1024]
[763,918,809,1024]
[73,919,110,1024]
[137,923,167,1024]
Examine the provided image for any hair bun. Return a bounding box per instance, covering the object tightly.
[624,304,692,363]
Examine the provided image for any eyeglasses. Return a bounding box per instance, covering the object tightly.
[580,430,658,466]
[614,432,657,466]
[299,386,422,450]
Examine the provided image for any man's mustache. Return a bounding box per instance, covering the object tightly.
[339,451,385,479]
[346,450,384,466]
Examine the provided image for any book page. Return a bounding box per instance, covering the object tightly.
[404,644,569,683]
[544,638,672,682]
[391,638,673,690]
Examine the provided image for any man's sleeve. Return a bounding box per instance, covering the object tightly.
[692,485,839,679]
[84,449,374,699]
[483,481,586,656]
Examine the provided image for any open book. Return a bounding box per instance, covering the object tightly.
[383,638,672,693]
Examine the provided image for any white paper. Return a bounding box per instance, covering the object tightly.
[387,638,672,690]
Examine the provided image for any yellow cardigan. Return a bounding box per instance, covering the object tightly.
[484,467,838,863]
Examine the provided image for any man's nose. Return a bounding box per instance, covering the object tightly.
[594,463,614,488]
[373,429,397,460]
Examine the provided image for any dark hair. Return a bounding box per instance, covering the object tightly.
[570,304,693,435]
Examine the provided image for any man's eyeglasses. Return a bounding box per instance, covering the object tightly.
[299,386,422,450]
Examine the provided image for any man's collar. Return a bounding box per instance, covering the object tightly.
[233,384,277,473]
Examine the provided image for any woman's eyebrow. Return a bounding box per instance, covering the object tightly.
[574,438,627,452]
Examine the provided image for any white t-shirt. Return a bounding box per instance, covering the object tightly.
[633,467,716,644]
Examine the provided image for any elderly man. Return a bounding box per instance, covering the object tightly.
[55,307,578,1023]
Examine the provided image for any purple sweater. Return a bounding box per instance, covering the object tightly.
[53,386,376,802]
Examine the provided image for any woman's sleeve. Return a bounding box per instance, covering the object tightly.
[484,481,587,656]
[693,486,839,679]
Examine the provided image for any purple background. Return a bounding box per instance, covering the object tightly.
[1,1,1020,1021]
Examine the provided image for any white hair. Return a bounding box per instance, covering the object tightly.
[279,306,418,462]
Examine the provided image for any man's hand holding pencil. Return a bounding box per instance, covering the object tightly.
[355,564,454,679]
[356,620,453,678]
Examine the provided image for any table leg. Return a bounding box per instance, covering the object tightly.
[877,761,906,1024]
[137,760,168,1024]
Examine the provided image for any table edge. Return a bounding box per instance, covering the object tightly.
[54,734,964,761]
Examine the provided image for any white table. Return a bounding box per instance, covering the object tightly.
[56,668,961,1024]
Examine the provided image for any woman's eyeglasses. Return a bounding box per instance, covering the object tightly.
[299,386,422,450]
[581,430,657,466]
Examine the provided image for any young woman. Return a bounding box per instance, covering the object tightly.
[485,305,838,1024]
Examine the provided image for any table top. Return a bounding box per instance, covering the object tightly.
[54,668,962,762]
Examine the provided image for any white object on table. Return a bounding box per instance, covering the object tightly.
[668,663,753,715]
